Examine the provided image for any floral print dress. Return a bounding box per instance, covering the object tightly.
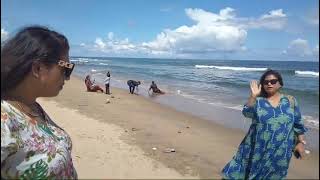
[221,94,307,179]
[1,100,77,179]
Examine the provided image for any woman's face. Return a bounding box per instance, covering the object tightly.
[263,74,282,96]
[39,52,70,97]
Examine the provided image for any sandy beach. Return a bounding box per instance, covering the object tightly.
[38,76,319,179]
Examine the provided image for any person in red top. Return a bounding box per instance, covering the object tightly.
[84,75,104,92]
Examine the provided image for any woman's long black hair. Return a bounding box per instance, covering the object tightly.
[1,25,69,98]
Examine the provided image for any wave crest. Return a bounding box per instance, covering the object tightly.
[295,71,319,77]
[195,65,267,71]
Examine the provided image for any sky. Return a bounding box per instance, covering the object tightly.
[1,0,319,61]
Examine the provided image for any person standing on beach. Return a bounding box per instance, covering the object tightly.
[105,71,111,94]
[1,26,77,179]
[127,80,141,94]
[221,69,307,179]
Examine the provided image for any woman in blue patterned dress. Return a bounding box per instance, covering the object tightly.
[221,69,307,179]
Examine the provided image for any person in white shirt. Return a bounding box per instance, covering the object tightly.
[105,71,111,94]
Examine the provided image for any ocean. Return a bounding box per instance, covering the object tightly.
[71,57,319,150]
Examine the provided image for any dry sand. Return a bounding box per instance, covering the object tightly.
[38,76,319,179]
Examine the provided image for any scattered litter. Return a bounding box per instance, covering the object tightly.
[131,128,138,131]
[106,99,110,103]
[164,148,175,153]
[125,130,128,132]
[186,126,190,128]
[111,95,115,98]
[152,147,157,151]
[75,156,80,158]
[305,150,311,154]
[178,131,182,133]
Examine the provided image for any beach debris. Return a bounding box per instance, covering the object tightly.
[111,95,115,98]
[152,147,157,155]
[76,156,80,158]
[131,128,138,131]
[164,148,175,153]
[186,126,190,128]
[106,99,110,104]
[178,131,182,133]
[125,130,128,132]
[305,150,311,154]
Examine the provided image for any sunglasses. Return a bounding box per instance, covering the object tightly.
[262,79,278,85]
[57,60,75,78]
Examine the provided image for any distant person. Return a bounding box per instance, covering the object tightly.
[105,71,111,94]
[1,26,77,179]
[149,81,165,94]
[127,80,141,94]
[85,75,104,93]
[222,69,307,179]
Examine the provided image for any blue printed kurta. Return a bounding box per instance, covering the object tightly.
[221,94,307,179]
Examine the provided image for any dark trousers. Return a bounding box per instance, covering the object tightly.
[129,86,135,94]
[105,84,110,94]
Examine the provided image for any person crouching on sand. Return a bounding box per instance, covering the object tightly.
[127,80,141,94]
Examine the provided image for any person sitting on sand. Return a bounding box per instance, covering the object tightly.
[85,75,104,92]
[148,81,165,94]
[127,80,141,94]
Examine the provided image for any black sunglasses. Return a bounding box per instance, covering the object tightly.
[57,60,75,78]
[263,79,278,85]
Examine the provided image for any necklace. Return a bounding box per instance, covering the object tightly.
[4,95,47,123]
[15,101,41,117]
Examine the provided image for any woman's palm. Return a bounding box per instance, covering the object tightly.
[250,80,261,97]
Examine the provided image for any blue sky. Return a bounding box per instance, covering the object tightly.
[1,0,319,61]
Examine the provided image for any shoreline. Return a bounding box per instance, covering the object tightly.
[79,72,319,151]
[39,76,319,179]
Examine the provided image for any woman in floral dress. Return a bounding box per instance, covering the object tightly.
[1,26,77,179]
[221,69,307,179]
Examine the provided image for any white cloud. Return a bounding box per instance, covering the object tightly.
[94,38,106,49]
[241,9,287,30]
[185,7,236,23]
[93,33,139,54]
[261,9,286,19]
[80,43,86,47]
[285,38,313,57]
[1,28,9,41]
[142,7,247,54]
[85,7,289,57]
[141,7,287,55]
[108,32,114,40]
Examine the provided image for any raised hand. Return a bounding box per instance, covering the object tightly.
[250,80,261,98]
